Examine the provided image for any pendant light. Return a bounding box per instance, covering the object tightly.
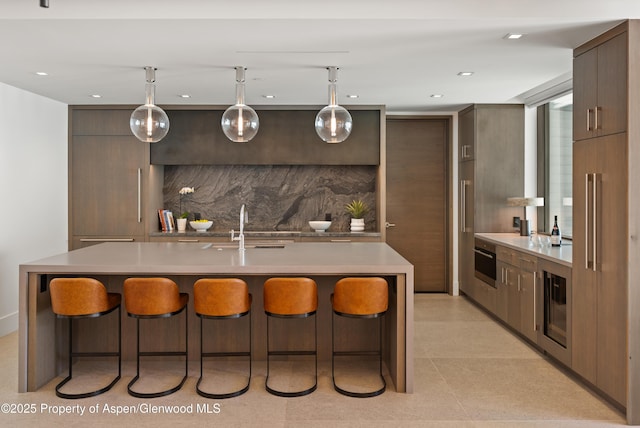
[315,66,352,143]
[221,67,259,143]
[130,66,170,143]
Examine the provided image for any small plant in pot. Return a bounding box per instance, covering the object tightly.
[345,199,367,232]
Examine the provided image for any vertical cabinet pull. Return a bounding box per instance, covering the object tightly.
[460,180,470,232]
[586,108,592,132]
[585,172,600,272]
[533,272,537,331]
[137,168,142,223]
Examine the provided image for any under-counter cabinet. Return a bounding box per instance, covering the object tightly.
[496,246,537,343]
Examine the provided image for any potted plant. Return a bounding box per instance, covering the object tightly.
[345,199,367,232]
[177,187,195,231]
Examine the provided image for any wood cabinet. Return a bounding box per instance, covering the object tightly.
[69,108,153,250]
[571,21,640,416]
[458,105,524,297]
[572,133,627,406]
[496,246,537,343]
[150,108,381,165]
[573,31,627,141]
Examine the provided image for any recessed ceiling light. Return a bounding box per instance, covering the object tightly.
[263,95,276,99]
[179,94,191,98]
[346,94,359,99]
[504,33,524,40]
[35,71,48,76]
[458,72,474,77]
[90,94,102,98]
[431,94,444,98]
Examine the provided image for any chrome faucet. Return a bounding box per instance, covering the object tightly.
[230,204,248,251]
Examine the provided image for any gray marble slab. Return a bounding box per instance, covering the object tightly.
[163,165,376,232]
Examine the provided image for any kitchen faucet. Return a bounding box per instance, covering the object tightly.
[230,204,248,251]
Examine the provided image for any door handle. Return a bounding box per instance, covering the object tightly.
[385,222,396,228]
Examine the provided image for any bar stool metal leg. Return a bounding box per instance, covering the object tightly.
[196,311,252,399]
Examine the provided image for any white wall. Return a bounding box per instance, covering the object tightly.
[0,82,68,336]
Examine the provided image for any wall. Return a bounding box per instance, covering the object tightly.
[0,82,67,336]
[163,165,377,232]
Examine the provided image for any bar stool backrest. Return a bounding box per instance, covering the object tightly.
[124,277,183,316]
[264,277,318,316]
[50,278,112,316]
[194,278,251,317]
[333,277,388,316]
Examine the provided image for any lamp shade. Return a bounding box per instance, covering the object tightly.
[130,68,170,143]
[507,197,544,207]
[315,67,352,143]
[221,67,259,143]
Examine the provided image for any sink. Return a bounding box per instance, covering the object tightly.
[202,241,289,250]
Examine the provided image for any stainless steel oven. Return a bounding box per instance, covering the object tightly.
[474,238,496,287]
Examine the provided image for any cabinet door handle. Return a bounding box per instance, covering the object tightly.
[595,106,601,130]
[533,272,537,331]
[517,274,521,292]
[585,173,592,270]
[593,172,599,271]
[586,108,592,132]
[137,168,142,223]
[178,239,200,242]
[460,180,470,232]
[80,238,135,242]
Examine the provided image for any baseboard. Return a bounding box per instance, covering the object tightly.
[0,311,18,337]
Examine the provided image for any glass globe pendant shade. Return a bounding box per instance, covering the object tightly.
[221,104,259,142]
[221,67,259,143]
[315,68,352,143]
[130,67,170,143]
[315,104,352,143]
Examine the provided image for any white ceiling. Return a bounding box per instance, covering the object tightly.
[2,0,639,112]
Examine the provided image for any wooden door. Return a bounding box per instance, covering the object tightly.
[573,47,598,142]
[386,118,449,292]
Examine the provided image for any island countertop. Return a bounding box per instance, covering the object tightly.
[18,242,414,395]
[20,241,410,275]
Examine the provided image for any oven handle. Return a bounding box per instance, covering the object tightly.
[473,248,494,259]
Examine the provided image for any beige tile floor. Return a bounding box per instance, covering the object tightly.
[0,294,626,427]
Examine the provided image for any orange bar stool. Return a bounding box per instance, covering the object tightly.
[123,277,189,398]
[49,277,121,399]
[194,278,252,399]
[331,277,388,398]
[263,277,318,397]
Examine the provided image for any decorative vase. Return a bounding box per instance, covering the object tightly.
[177,218,187,232]
[350,218,365,233]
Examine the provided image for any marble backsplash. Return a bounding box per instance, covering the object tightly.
[162,165,377,232]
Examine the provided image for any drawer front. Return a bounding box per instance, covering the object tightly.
[496,246,518,265]
[518,254,538,272]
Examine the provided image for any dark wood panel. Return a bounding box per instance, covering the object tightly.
[150,109,380,165]
[386,118,449,292]
[71,108,134,136]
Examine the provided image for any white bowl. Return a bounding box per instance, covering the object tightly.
[190,220,213,232]
[309,221,331,232]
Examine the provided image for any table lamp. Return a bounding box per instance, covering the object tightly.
[507,197,545,236]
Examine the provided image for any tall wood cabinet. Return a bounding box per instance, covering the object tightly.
[69,107,155,249]
[571,21,640,419]
[458,104,524,301]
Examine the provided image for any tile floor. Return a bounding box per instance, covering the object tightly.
[0,294,626,427]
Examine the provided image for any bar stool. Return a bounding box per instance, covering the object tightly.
[194,278,252,399]
[263,277,318,397]
[123,277,189,398]
[49,277,121,399]
[331,277,388,398]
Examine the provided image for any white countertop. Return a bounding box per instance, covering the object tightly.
[475,233,572,267]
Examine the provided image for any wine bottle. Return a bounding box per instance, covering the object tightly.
[551,215,561,247]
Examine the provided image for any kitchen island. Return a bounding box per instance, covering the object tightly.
[18,241,414,394]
